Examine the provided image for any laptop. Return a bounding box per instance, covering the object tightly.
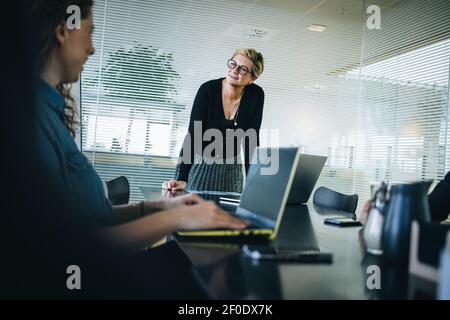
[221,153,327,206]
[177,147,300,239]
[286,154,327,204]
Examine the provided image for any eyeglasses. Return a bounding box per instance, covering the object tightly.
[227,59,251,76]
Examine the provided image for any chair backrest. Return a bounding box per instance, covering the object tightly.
[313,186,358,213]
[106,176,130,205]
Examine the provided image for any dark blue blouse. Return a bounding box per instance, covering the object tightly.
[35,78,111,227]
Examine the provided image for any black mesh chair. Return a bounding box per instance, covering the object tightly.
[106,176,130,205]
[313,186,358,214]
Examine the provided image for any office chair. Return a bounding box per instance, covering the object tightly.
[106,176,130,205]
[313,186,358,214]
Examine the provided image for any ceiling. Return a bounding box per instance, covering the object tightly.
[231,0,402,21]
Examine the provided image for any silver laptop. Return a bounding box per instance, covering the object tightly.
[286,154,327,204]
[224,153,326,206]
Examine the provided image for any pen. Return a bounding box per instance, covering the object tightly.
[266,252,333,263]
[242,246,333,263]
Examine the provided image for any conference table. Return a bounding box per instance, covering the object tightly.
[142,188,437,300]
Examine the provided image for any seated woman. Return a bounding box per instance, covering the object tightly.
[27,0,247,254]
[162,48,265,192]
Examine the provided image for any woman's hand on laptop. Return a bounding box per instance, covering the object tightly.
[162,180,186,191]
[174,201,249,231]
[162,193,202,209]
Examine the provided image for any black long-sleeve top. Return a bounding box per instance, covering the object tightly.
[175,78,265,182]
[429,171,450,222]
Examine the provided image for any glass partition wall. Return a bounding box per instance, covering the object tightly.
[81,0,450,211]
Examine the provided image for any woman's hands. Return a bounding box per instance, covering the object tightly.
[142,191,248,231]
[102,195,247,254]
[162,180,186,191]
[172,200,249,231]
[142,193,200,214]
[161,193,248,230]
[161,193,202,210]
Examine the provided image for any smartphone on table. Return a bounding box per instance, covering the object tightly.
[323,216,362,227]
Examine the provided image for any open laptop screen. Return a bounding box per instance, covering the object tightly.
[236,148,299,227]
[287,154,327,204]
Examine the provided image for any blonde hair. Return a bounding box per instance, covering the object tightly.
[232,48,264,78]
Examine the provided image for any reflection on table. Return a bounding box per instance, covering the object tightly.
[141,187,438,299]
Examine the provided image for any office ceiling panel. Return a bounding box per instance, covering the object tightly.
[229,0,401,21]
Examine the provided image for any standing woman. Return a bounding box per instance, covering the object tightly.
[163,49,265,192]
